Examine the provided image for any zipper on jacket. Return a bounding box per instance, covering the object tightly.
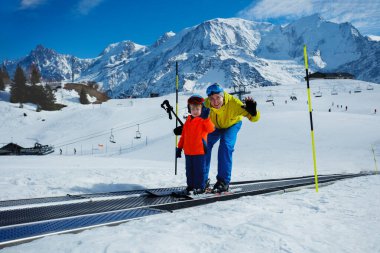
[215,114,221,128]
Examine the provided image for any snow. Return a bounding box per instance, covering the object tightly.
[368,35,380,41]
[311,50,327,68]
[0,78,380,252]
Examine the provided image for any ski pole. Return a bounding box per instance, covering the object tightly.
[303,45,319,192]
[160,100,184,126]
[175,62,179,176]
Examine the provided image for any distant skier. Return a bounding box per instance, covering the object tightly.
[176,95,215,194]
[328,108,331,112]
[74,148,76,155]
[203,83,260,193]
[60,148,62,155]
[345,106,348,111]
[375,109,377,114]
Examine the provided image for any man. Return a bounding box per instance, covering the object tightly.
[204,83,260,193]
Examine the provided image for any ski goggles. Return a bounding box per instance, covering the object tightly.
[206,83,224,96]
[188,95,205,105]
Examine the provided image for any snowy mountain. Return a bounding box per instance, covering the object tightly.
[80,18,277,98]
[3,45,94,82]
[256,14,380,82]
[3,15,379,97]
[78,40,148,93]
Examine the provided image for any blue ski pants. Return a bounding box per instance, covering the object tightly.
[205,121,242,184]
[185,154,207,189]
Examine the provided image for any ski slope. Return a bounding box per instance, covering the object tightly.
[0,78,379,252]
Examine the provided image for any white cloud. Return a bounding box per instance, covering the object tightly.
[238,0,380,35]
[238,0,313,20]
[20,0,47,9]
[76,0,104,15]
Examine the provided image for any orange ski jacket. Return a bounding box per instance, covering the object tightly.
[178,116,215,155]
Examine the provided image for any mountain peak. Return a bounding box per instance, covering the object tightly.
[35,44,45,51]
[300,13,324,23]
[152,31,176,47]
[99,40,145,57]
[288,13,324,29]
[31,44,57,57]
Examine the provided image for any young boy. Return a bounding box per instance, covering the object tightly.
[176,94,215,194]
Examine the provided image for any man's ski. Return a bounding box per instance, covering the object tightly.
[170,187,244,199]
[185,187,244,199]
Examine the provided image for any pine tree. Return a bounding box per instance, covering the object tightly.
[0,76,4,91]
[79,88,89,104]
[30,64,41,85]
[10,66,27,103]
[1,65,10,82]
[0,77,5,91]
[29,83,44,106]
[0,68,5,90]
[41,85,56,109]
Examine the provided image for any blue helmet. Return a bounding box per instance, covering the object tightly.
[206,83,224,96]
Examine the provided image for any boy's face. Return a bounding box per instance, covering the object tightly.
[190,104,202,117]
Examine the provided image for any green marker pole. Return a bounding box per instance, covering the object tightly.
[303,45,319,192]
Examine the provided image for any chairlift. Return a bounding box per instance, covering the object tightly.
[109,129,116,143]
[331,87,338,95]
[266,91,274,102]
[314,89,322,98]
[135,124,141,139]
[266,95,273,102]
[367,84,374,90]
[354,86,362,93]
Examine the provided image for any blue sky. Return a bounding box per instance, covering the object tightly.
[1,0,379,62]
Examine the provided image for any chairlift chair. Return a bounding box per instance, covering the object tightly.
[135,124,141,139]
[266,92,274,102]
[314,90,322,97]
[354,86,362,93]
[367,84,374,90]
[331,89,338,95]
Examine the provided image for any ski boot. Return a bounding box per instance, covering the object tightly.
[212,180,229,193]
[172,186,193,197]
[192,188,206,195]
[204,178,212,193]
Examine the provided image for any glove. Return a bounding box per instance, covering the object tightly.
[241,97,257,116]
[176,148,182,158]
[173,125,183,135]
[200,106,210,119]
